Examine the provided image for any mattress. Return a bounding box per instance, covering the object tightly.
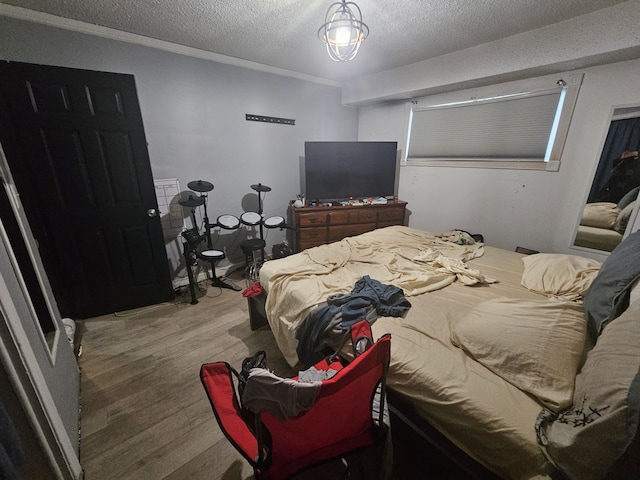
[259,226,555,479]
[368,247,551,479]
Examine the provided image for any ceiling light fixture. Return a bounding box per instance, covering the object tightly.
[318,1,369,62]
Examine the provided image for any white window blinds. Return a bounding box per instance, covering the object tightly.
[407,89,563,161]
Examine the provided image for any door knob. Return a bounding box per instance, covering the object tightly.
[147,208,158,217]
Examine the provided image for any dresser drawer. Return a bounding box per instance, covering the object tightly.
[378,207,405,222]
[327,210,352,225]
[358,209,377,223]
[299,226,327,243]
[329,209,376,224]
[291,201,407,252]
[298,212,327,226]
[328,223,376,241]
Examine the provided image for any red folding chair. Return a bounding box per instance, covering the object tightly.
[200,320,391,480]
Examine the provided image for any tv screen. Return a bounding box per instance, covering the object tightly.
[303,141,398,202]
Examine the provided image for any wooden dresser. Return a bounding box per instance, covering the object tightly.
[288,200,408,252]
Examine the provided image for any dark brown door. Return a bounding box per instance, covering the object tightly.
[0,61,174,318]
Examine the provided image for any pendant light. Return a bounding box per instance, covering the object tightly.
[318,1,369,62]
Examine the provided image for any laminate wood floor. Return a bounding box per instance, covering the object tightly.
[78,273,296,480]
[77,273,472,480]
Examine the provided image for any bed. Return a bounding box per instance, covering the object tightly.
[259,225,640,480]
[574,202,624,251]
[574,187,638,252]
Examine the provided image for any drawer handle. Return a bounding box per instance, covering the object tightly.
[309,218,318,223]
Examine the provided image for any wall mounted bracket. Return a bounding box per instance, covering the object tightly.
[246,114,295,125]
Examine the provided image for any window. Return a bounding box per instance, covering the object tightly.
[404,75,582,170]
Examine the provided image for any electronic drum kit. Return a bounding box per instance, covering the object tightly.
[178,179,289,303]
[178,181,286,236]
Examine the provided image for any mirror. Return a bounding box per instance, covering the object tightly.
[573,107,640,252]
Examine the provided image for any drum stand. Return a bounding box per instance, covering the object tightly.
[199,191,241,292]
[253,183,270,263]
[179,196,205,304]
[181,227,202,305]
[180,182,241,305]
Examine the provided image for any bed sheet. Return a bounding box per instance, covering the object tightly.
[370,245,552,479]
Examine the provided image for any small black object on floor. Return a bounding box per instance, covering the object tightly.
[247,291,269,330]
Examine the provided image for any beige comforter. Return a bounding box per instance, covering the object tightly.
[262,226,495,366]
[260,226,560,479]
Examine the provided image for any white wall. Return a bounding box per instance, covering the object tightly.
[358,59,640,262]
[0,16,359,282]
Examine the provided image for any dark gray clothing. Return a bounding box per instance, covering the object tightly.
[296,276,410,366]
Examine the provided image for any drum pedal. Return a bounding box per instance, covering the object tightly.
[214,276,242,291]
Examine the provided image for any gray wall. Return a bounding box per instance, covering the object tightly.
[0,16,359,284]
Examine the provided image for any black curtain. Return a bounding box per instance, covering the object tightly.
[588,117,640,203]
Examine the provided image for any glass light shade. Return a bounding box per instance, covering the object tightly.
[318,1,369,62]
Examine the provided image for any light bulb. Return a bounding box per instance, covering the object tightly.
[336,25,351,46]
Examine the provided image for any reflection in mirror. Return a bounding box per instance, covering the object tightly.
[574,107,640,252]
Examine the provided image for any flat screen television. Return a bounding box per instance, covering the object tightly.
[302,141,399,202]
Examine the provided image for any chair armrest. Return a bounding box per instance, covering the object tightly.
[200,362,260,464]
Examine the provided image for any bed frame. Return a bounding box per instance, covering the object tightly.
[387,389,502,479]
[388,389,574,480]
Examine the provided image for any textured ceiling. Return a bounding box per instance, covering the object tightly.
[0,0,631,82]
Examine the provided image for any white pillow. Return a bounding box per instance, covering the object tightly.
[451,297,587,411]
[521,254,601,301]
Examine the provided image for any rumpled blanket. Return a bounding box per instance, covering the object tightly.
[414,248,496,286]
[263,225,495,367]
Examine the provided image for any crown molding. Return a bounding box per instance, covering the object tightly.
[0,4,343,88]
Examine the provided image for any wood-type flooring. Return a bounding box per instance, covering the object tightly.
[77,271,494,480]
[78,273,294,480]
